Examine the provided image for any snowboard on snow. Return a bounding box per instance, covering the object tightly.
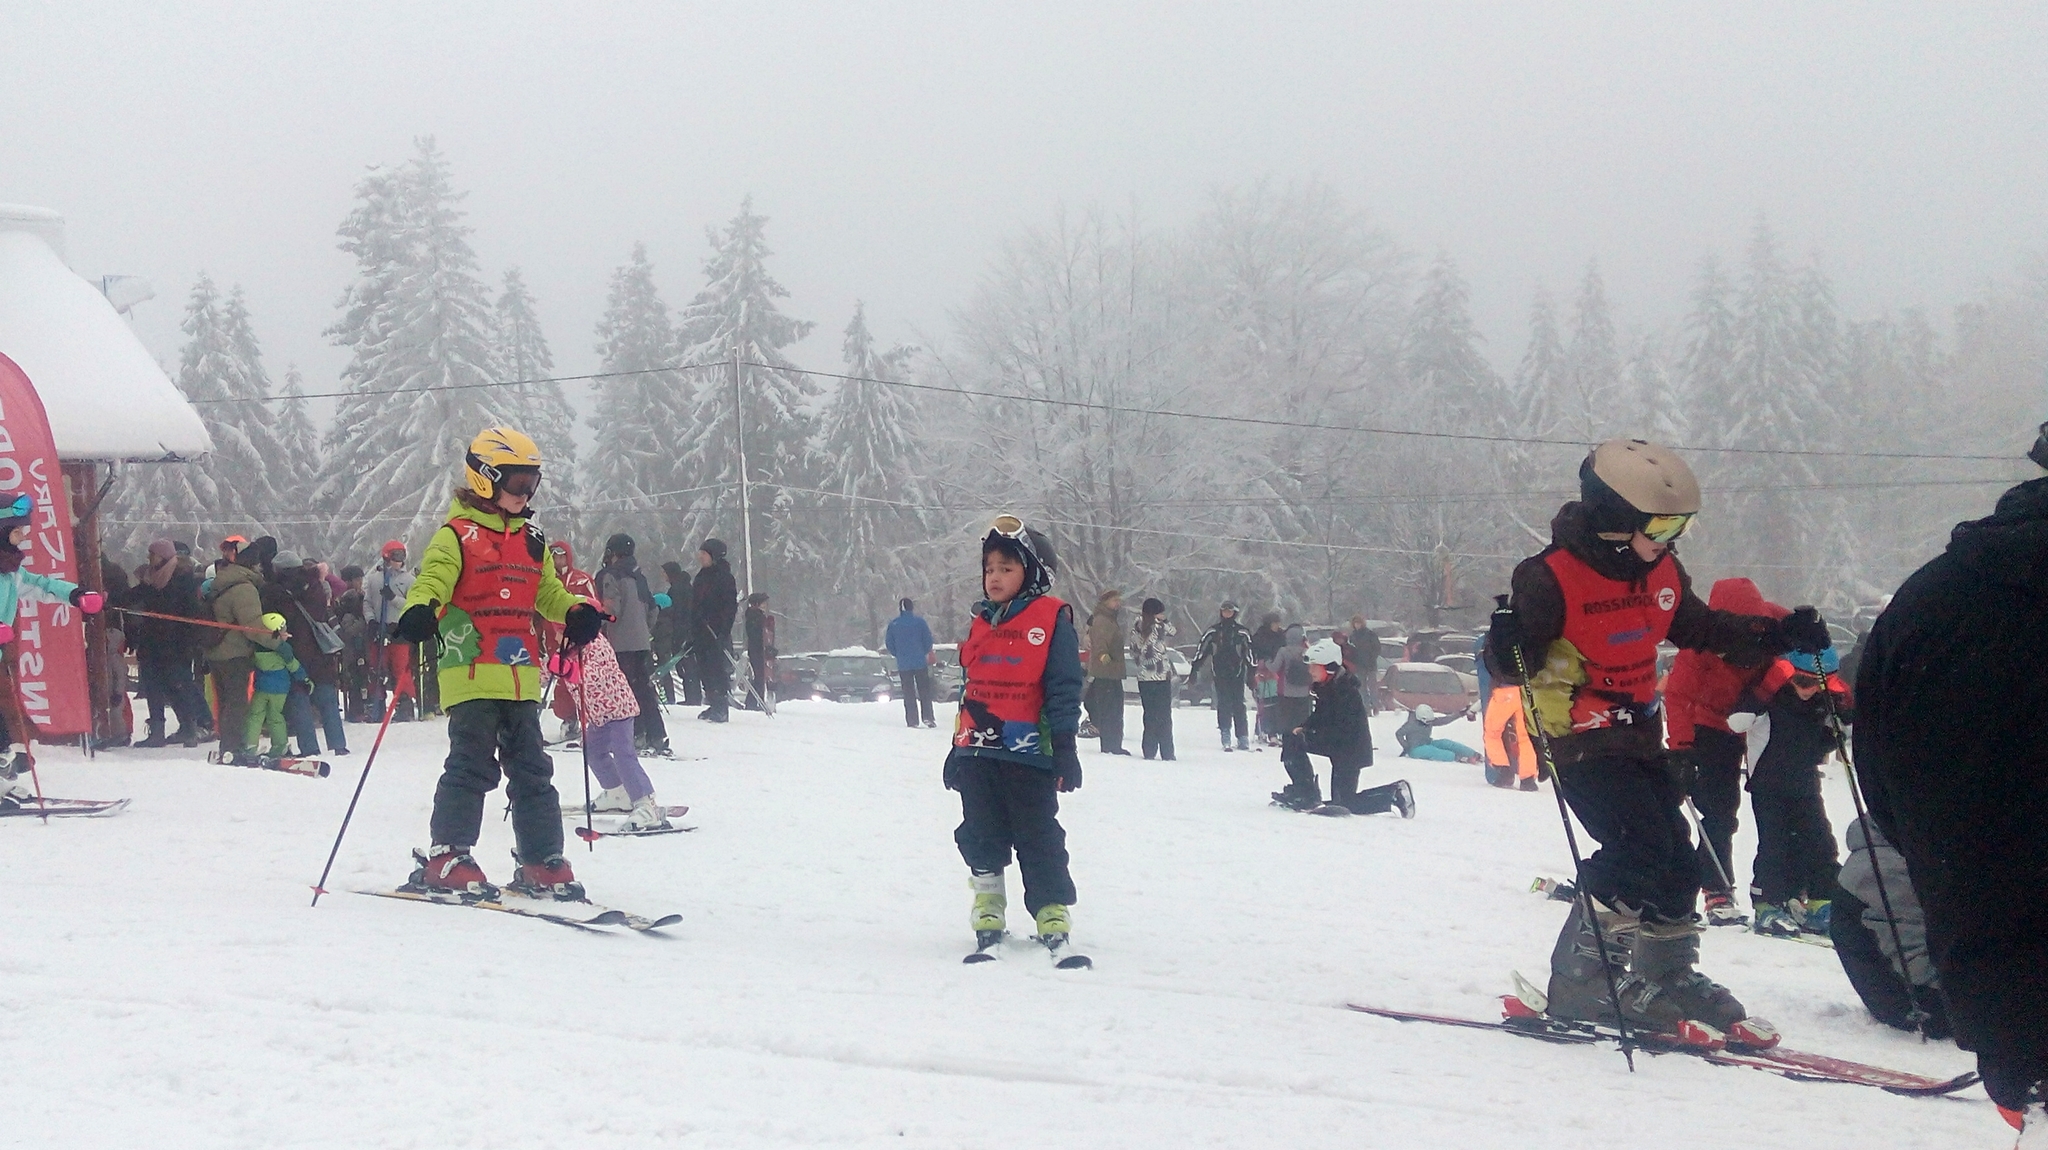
[0,796,131,818]
[208,751,330,777]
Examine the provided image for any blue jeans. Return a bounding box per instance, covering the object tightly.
[285,687,322,757]
[311,681,348,752]
[1406,739,1481,762]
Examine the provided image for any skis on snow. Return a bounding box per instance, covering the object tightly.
[1344,997,1980,1096]
[0,796,131,818]
[961,930,1091,969]
[359,888,682,933]
[208,750,331,777]
[575,823,697,841]
[560,803,690,818]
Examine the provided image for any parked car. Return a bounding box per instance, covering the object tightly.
[774,653,823,699]
[810,648,895,702]
[1379,661,1476,717]
[1432,652,1480,698]
[1121,646,1193,702]
[1378,635,1408,663]
[930,643,964,700]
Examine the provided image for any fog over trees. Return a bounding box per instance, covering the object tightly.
[118,142,2043,648]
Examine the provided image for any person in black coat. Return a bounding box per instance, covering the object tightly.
[1854,428,2048,1128]
[654,560,698,706]
[125,539,212,746]
[690,537,739,722]
[1274,638,1412,818]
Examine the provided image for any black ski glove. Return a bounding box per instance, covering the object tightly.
[1663,748,1699,796]
[379,585,395,601]
[563,602,607,646]
[1774,605,1830,654]
[389,602,439,644]
[1053,731,1082,792]
[1487,595,1526,670]
[943,750,962,792]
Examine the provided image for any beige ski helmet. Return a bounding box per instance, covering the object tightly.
[1580,439,1701,518]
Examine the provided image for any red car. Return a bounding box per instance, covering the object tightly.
[1378,661,1476,718]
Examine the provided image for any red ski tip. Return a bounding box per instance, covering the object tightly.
[574,827,602,842]
[1500,994,1542,1020]
[1725,1017,1781,1050]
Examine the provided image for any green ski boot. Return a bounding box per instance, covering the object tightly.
[964,869,1007,963]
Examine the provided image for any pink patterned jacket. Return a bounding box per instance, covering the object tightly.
[566,632,640,727]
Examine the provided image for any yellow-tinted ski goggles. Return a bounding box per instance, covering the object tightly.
[1642,513,1695,544]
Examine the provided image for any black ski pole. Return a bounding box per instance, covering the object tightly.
[563,645,596,851]
[1681,796,1737,896]
[1497,595,1636,1071]
[1818,678,1930,1038]
[310,688,404,907]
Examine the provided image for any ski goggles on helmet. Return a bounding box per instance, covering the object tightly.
[1593,508,1694,544]
[497,467,542,497]
[1640,512,1694,544]
[989,513,1026,538]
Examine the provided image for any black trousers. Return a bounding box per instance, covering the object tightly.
[1558,752,1696,922]
[695,646,731,715]
[899,668,934,725]
[1749,779,1840,906]
[952,755,1075,915]
[614,649,668,746]
[1280,734,1397,813]
[429,698,561,860]
[1084,677,1125,752]
[1212,678,1247,739]
[1688,727,1746,893]
[137,653,209,734]
[1138,680,1175,759]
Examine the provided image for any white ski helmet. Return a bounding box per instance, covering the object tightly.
[1306,637,1344,667]
[1414,704,1438,721]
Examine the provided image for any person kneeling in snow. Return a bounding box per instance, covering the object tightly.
[1273,638,1413,817]
[1395,704,1483,763]
[557,629,673,832]
[0,492,103,807]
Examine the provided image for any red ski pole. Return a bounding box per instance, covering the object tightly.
[310,688,405,907]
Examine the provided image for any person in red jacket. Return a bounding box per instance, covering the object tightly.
[1663,577,1789,927]
[1487,440,1830,1039]
[542,539,598,743]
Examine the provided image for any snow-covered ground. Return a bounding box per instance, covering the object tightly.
[1,700,1997,1148]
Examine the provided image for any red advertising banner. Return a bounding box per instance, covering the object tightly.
[0,353,89,737]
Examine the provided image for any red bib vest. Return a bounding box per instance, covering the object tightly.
[953,594,1065,759]
[441,516,545,692]
[1544,548,1682,734]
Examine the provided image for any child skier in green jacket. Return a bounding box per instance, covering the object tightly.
[244,611,308,758]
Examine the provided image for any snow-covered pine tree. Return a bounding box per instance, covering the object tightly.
[1626,335,1685,445]
[818,302,930,641]
[1564,260,1621,442]
[107,276,243,556]
[1678,255,1738,420]
[318,139,513,563]
[1497,286,1568,544]
[673,199,819,591]
[494,268,580,530]
[275,366,322,525]
[584,242,690,556]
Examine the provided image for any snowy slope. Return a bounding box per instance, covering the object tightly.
[0,702,1995,1149]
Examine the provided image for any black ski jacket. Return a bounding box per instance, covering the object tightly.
[689,559,738,657]
[1191,619,1255,684]
[1303,669,1372,763]
[1854,476,2048,1092]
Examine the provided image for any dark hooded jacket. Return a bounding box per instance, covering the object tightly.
[1303,668,1372,763]
[1485,502,1788,764]
[690,558,739,657]
[125,554,203,663]
[1854,476,2048,1090]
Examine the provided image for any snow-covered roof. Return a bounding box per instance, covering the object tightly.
[0,206,210,461]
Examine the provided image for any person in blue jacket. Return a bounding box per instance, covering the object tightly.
[886,597,937,728]
[0,493,105,806]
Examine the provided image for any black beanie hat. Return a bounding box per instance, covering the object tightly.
[701,538,728,562]
[900,597,915,612]
[1142,597,1165,616]
[605,532,635,559]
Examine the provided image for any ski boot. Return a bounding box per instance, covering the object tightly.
[622,792,672,832]
[1631,918,1747,1028]
[1795,898,1832,935]
[0,746,35,808]
[963,870,1007,961]
[1221,730,1233,752]
[1391,779,1415,819]
[1544,895,1644,1027]
[136,722,171,749]
[1518,776,1539,792]
[506,851,585,902]
[1033,902,1071,944]
[1703,890,1748,927]
[409,846,498,901]
[1270,783,1320,812]
[1752,901,1801,937]
[1484,765,1515,788]
[581,786,631,814]
[1237,735,1251,752]
[175,726,204,749]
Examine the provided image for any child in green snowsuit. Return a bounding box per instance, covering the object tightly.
[246,612,307,757]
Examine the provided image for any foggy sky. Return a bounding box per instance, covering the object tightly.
[6,2,2045,396]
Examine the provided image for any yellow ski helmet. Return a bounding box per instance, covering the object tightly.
[463,426,544,501]
[260,612,288,633]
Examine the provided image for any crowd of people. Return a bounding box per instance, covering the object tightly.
[22,419,2048,1143]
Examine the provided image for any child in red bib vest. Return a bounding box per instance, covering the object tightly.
[946,516,1086,958]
